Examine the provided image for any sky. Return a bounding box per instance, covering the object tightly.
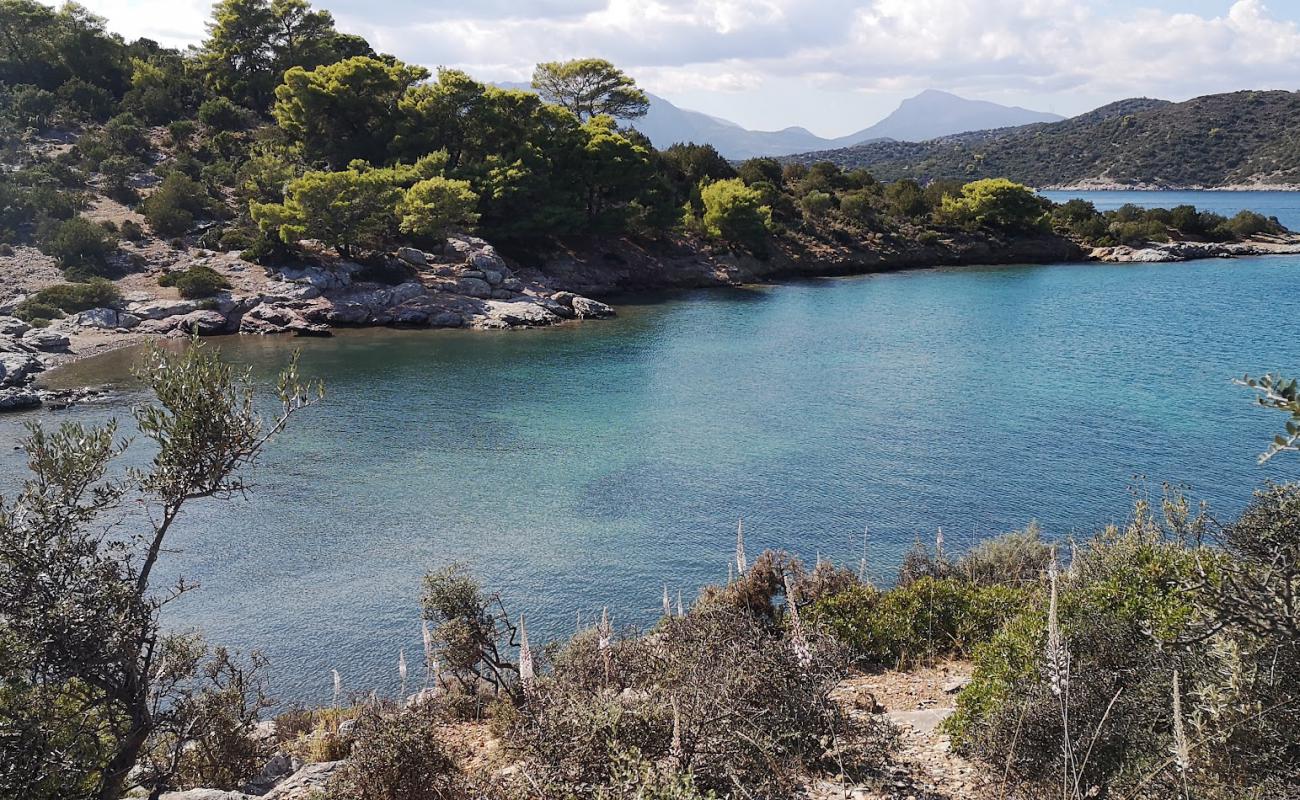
[69,0,1300,138]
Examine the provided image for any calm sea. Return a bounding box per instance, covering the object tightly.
[2,191,1297,703]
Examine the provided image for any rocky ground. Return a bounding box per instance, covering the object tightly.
[0,234,615,412]
[155,663,988,800]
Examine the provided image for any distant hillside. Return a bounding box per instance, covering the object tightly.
[830,89,1063,144]
[786,91,1300,188]
[630,93,839,159]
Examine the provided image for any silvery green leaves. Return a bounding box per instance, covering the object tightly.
[1237,373,1300,463]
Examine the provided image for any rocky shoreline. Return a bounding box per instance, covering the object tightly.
[4,229,1299,414]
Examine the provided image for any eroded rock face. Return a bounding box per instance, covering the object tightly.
[0,316,31,337]
[263,761,344,800]
[160,790,256,800]
[474,299,561,329]
[75,307,141,329]
[571,296,615,318]
[0,353,42,387]
[0,388,41,412]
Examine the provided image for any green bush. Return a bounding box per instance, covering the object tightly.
[14,279,121,322]
[197,97,250,130]
[694,178,771,254]
[36,216,117,271]
[141,173,214,237]
[800,189,834,219]
[158,265,230,299]
[808,577,1028,668]
[939,178,1049,232]
[326,704,464,800]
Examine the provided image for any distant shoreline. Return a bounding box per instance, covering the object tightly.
[1039,182,1300,192]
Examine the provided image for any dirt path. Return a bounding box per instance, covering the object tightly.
[811,661,996,800]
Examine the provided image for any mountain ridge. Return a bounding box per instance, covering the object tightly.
[784,90,1300,188]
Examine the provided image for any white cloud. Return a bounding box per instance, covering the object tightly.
[67,0,1300,130]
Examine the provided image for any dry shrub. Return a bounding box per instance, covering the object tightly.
[953,522,1052,587]
[506,599,892,797]
[328,702,466,800]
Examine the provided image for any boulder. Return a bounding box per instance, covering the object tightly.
[117,313,142,329]
[288,320,331,337]
[571,296,615,319]
[470,249,507,272]
[243,752,301,796]
[172,310,230,336]
[551,291,577,308]
[0,388,41,412]
[160,791,256,800]
[455,277,493,299]
[21,329,70,351]
[75,307,123,329]
[264,761,344,800]
[0,316,31,337]
[428,310,465,328]
[476,299,560,328]
[245,304,296,327]
[0,353,42,387]
[482,268,504,286]
[396,246,427,265]
[388,281,428,305]
[260,283,321,303]
[393,307,430,326]
[128,299,196,320]
[325,302,370,325]
[275,265,349,290]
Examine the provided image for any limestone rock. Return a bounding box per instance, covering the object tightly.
[0,353,42,387]
[75,307,137,329]
[260,283,321,303]
[476,300,560,328]
[324,302,370,325]
[456,277,493,299]
[243,752,301,796]
[275,265,350,290]
[571,296,615,318]
[264,761,344,800]
[172,310,230,336]
[22,329,70,351]
[0,388,41,412]
[396,246,427,265]
[0,316,31,337]
[128,299,197,320]
[160,790,256,800]
[428,310,465,328]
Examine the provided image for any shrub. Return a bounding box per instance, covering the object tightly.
[800,189,834,219]
[885,179,927,218]
[327,704,464,800]
[509,600,887,797]
[695,178,771,254]
[36,216,117,270]
[953,523,1053,587]
[120,219,145,241]
[939,178,1049,232]
[808,577,1028,668]
[1225,209,1278,239]
[141,173,214,237]
[197,97,250,130]
[15,280,121,323]
[158,265,231,299]
[839,190,876,226]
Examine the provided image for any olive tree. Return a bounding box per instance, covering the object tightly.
[0,340,321,800]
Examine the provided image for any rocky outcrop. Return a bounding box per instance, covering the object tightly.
[1091,233,1300,263]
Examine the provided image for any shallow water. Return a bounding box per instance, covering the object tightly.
[3,200,1299,704]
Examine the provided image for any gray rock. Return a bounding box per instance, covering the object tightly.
[287,320,331,337]
[325,302,370,325]
[482,268,504,286]
[22,329,70,351]
[942,676,971,694]
[571,296,615,319]
[264,761,344,800]
[476,299,560,328]
[388,281,428,305]
[396,246,427,265]
[0,353,42,387]
[123,291,154,304]
[260,283,321,303]
[0,316,31,337]
[455,277,493,299]
[0,388,41,412]
[551,291,577,308]
[243,752,301,796]
[393,307,430,326]
[501,276,523,292]
[160,791,256,800]
[128,299,196,320]
[75,307,122,329]
[470,249,507,272]
[172,310,230,336]
[116,313,141,329]
[246,305,295,327]
[428,310,464,328]
[275,265,349,290]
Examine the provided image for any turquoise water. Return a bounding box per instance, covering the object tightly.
[3,205,1299,703]
[1039,189,1300,231]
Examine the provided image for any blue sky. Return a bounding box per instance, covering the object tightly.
[75,0,1300,136]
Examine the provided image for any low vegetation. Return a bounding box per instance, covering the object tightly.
[158,264,231,298]
[14,278,122,324]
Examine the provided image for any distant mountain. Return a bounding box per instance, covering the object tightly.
[785,91,1300,188]
[498,82,1063,160]
[829,89,1063,144]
